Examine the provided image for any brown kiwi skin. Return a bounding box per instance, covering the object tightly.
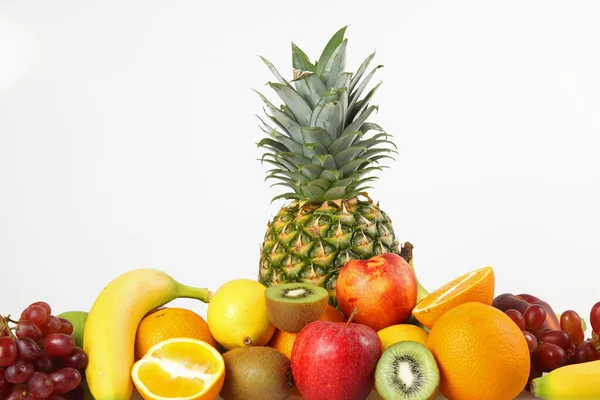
[220,346,295,400]
[265,283,329,333]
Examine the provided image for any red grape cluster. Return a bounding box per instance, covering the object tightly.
[504,301,600,389]
[0,302,88,399]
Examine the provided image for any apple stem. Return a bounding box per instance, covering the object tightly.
[346,308,359,328]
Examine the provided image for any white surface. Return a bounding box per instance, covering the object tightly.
[291,392,541,400]
[130,389,541,399]
[2,1,600,326]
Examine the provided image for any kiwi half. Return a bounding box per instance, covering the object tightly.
[265,282,329,333]
[220,346,294,400]
[375,341,440,400]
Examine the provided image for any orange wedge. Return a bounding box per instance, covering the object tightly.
[412,266,495,329]
[131,338,225,400]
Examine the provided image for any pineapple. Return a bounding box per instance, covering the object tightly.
[256,27,425,306]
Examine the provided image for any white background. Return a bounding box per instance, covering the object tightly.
[1,1,599,334]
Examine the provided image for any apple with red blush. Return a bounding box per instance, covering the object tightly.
[290,308,382,400]
[335,252,418,331]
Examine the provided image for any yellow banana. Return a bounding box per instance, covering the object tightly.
[407,250,429,304]
[83,268,212,400]
[531,359,600,399]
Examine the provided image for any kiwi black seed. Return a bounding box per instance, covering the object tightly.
[220,346,294,400]
[265,282,329,333]
[375,341,440,400]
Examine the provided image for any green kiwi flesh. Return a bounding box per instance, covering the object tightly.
[375,341,440,400]
[265,282,329,333]
[220,346,294,400]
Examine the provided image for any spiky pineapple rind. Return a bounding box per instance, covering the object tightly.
[258,195,400,307]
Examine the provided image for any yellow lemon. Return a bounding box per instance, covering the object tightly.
[377,324,429,351]
[207,279,275,350]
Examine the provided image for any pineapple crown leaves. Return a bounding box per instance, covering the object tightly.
[255,26,398,204]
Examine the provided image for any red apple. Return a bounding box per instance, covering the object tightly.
[335,252,417,331]
[515,294,561,330]
[291,309,382,400]
[492,293,531,315]
[492,293,560,331]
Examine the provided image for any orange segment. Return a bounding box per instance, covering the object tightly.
[412,266,495,329]
[132,338,225,400]
[136,361,206,396]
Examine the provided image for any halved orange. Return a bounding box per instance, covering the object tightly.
[131,338,225,400]
[412,266,495,329]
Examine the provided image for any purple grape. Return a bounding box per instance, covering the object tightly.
[32,349,53,373]
[43,334,75,357]
[61,347,88,370]
[15,337,40,361]
[49,367,81,394]
[5,360,35,384]
[28,371,55,398]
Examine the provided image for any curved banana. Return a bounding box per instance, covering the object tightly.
[409,255,429,304]
[531,359,600,399]
[83,268,212,400]
[401,242,429,304]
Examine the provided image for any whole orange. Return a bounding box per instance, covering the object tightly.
[134,307,218,361]
[427,302,530,400]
